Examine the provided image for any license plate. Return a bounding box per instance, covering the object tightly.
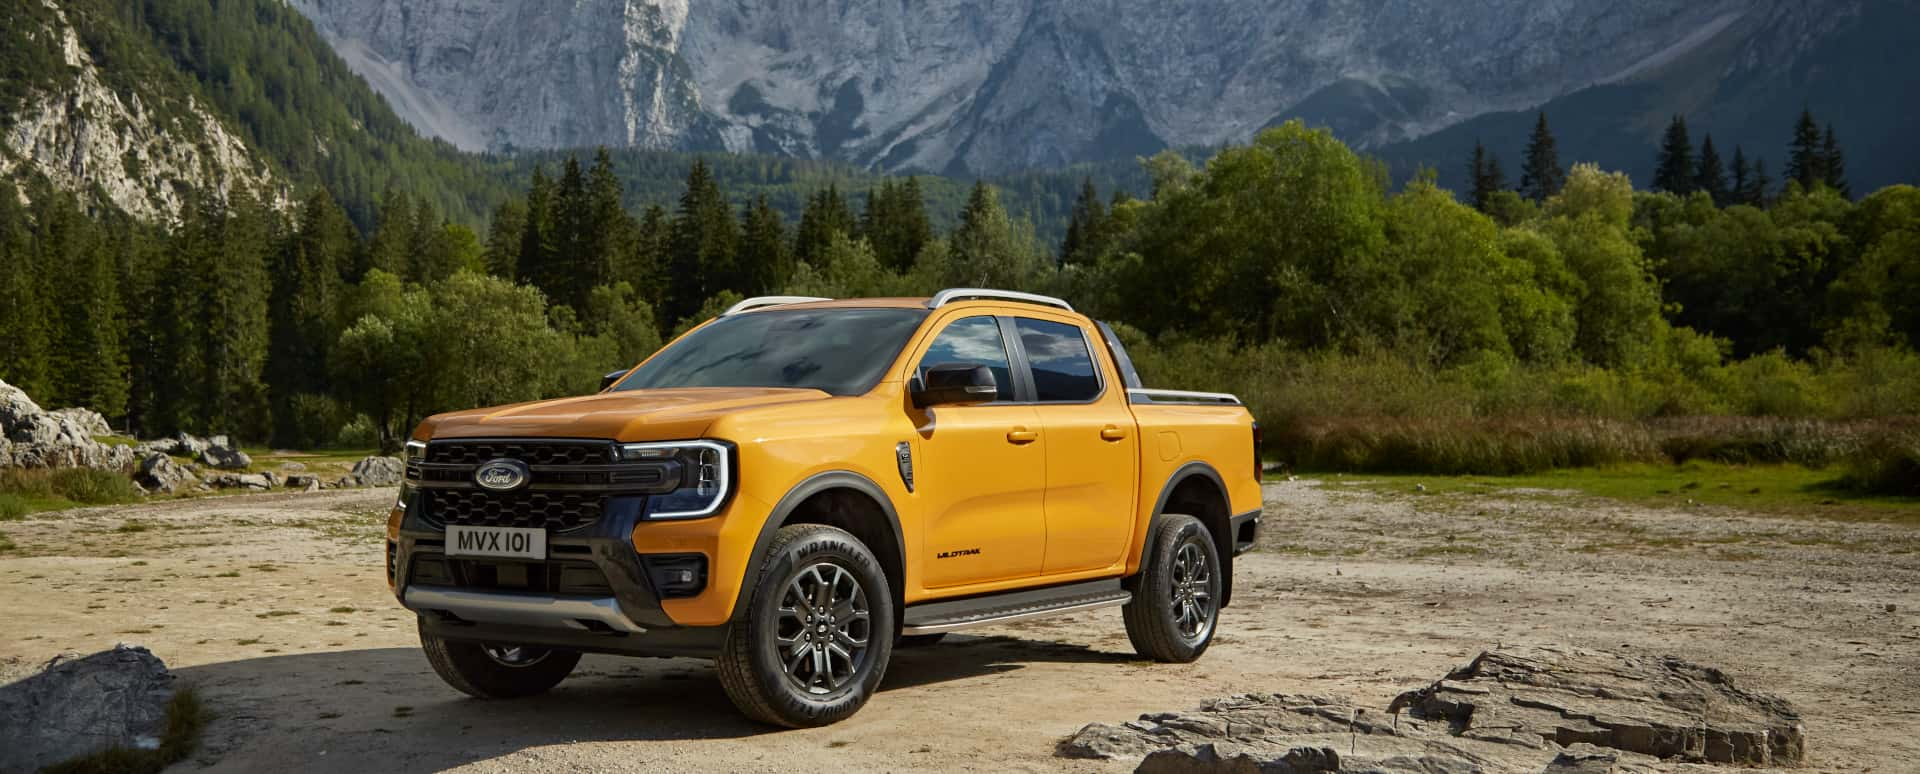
[446,525,547,560]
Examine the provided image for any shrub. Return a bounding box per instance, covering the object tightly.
[0,494,27,520]
[1844,430,1920,496]
[1273,416,1661,475]
[1650,417,1878,468]
[47,468,143,505]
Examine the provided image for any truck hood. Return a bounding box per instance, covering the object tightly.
[419,387,833,441]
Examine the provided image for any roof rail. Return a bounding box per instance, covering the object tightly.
[926,288,1074,312]
[723,296,832,316]
[1126,388,1242,406]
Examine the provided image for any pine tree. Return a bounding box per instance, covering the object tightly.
[1786,108,1825,191]
[863,177,931,272]
[1467,140,1508,212]
[539,156,592,309]
[516,166,556,295]
[361,188,413,279]
[482,198,526,279]
[620,204,670,311]
[1821,123,1850,198]
[1745,157,1774,208]
[1730,146,1752,206]
[1060,177,1111,265]
[665,159,738,322]
[1695,134,1728,205]
[268,189,352,446]
[1652,115,1695,194]
[39,188,128,418]
[1519,112,1564,202]
[0,179,55,398]
[794,185,856,267]
[736,195,790,295]
[579,148,635,305]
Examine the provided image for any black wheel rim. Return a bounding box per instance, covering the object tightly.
[483,644,551,668]
[774,561,873,696]
[1170,540,1215,642]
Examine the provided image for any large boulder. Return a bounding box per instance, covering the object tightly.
[1389,645,1805,766]
[49,407,112,437]
[0,645,175,772]
[347,455,404,487]
[206,472,274,490]
[1060,646,1803,772]
[0,379,134,470]
[134,452,198,494]
[197,444,252,470]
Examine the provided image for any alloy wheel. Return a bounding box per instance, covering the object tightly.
[1170,540,1215,641]
[774,561,873,695]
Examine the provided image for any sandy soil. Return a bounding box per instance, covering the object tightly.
[2,481,1916,772]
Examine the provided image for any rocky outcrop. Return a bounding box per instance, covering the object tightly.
[1061,646,1802,772]
[289,0,1841,174]
[1,2,278,220]
[0,645,176,772]
[0,379,134,470]
[1389,646,1804,766]
[197,444,252,470]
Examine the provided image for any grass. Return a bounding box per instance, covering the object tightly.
[42,686,208,774]
[0,468,144,516]
[1326,461,1920,523]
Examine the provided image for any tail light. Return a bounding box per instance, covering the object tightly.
[1251,421,1263,481]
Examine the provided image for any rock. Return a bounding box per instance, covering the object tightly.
[1389,645,1804,766]
[278,461,307,472]
[49,407,111,437]
[197,444,251,470]
[1059,693,1517,771]
[349,455,405,487]
[207,473,274,491]
[0,645,175,772]
[134,453,197,494]
[0,378,135,470]
[1542,744,1660,773]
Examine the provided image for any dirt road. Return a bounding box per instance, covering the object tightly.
[2,481,1916,772]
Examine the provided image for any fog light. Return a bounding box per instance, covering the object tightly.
[642,554,708,599]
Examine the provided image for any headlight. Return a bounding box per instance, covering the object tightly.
[404,439,427,462]
[620,440,733,519]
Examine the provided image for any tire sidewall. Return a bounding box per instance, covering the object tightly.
[1150,516,1221,658]
[744,528,895,721]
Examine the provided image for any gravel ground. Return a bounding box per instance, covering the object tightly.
[1,480,1915,772]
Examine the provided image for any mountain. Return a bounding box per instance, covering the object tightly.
[286,0,1915,182]
[1374,0,1920,195]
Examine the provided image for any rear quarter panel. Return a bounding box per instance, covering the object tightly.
[1124,403,1261,575]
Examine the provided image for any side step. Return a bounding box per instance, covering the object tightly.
[900,579,1131,635]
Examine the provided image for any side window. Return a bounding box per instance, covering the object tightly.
[918,316,1016,401]
[1015,318,1101,402]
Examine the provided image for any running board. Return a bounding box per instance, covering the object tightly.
[900,579,1130,635]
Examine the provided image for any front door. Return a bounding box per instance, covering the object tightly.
[911,315,1048,589]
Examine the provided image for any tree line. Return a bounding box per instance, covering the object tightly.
[2,120,1916,453]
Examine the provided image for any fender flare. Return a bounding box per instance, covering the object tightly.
[1139,461,1236,607]
[733,470,907,622]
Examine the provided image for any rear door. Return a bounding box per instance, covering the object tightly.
[910,314,1049,589]
[1011,315,1140,575]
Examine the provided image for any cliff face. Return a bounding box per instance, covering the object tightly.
[2,3,275,218]
[288,0,1794,174]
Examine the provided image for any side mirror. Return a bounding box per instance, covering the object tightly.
[912,363,998,408]
[600,369,630,392]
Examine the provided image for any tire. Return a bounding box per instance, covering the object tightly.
[418,619,581,699]
[1123,513,1222,663]
[896,633,947,648]
[717,524,895,727]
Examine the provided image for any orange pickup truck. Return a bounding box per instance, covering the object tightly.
[386,288,1261,726]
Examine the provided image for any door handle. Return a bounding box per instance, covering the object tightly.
[1006,427,1039,445]
[1100,424,1128,441]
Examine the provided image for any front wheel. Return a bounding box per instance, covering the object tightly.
[419,619,581,699]
[716,524,895,727]
[1123,513,1221,662]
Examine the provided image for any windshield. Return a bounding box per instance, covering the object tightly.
[615,308,929,396]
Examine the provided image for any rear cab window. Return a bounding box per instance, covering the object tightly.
[1013,318,1102,403]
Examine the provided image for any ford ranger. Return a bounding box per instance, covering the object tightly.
[386,288,1262,726]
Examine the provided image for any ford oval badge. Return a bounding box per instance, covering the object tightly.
[473,458,531,492]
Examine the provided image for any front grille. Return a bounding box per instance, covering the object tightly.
[428,440,615,466]
[427,489,609,532]
[409,554,615,596]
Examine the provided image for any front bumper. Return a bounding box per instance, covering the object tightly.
[389,498,726,657]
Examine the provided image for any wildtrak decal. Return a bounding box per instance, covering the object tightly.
[936,548,982,559]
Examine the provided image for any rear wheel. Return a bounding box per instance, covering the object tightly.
[418,620,581,698]
[717,524,895,727]
[1123,513,1221,662]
